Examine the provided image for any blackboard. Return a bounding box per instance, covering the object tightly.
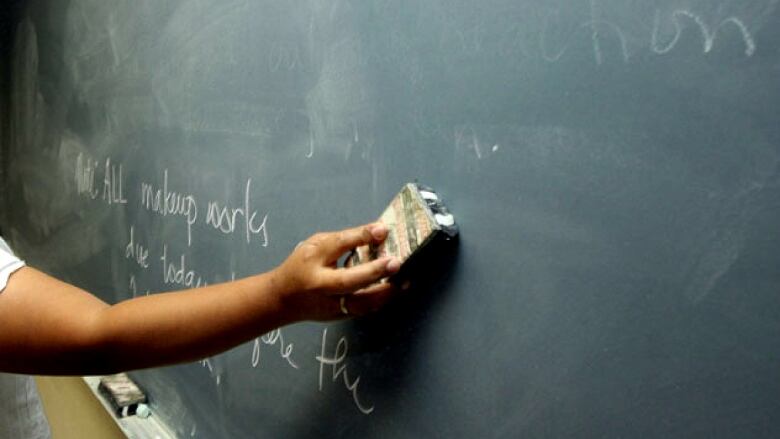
[2,0,780,437]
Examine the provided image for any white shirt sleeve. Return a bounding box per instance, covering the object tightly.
[0,237,25,292]
[0,238,50,437]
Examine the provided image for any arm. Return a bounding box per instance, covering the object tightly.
[0,223,400,375]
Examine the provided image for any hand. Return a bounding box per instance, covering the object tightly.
[272,223,401,321]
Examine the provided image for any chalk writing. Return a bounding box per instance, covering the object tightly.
[306,131,315,158]
[75,154,127,205]
[128,275,149,298]
[539,11,568,63]
[160,245,208,288]
[316,328,374,415]
[454,125,483,159]
[199,358,221,386]
[125,226,149,269]
[251,328,298,369]
[540,10,629,65]
[102,158,127,205]
[129,275,138,298]
[651,10,756,57]
[140,170,198,246]
[589,0,603,64]
[75,153,99,199]
[205,179,269,246]
[539,5,756,65]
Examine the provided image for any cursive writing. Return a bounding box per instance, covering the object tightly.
[140,169,198,246]
[251,328,298,369]
[205,178,269,246]
[125,226,149,268]
[651,9,756,57]
[316,328,374,415]
[160,245,208,288]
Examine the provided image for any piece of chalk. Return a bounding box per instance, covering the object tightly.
[434,213,455,227]
[136,403,151,418]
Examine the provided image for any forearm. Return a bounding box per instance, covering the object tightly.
[90,271,290,374]
[0,267,293,375]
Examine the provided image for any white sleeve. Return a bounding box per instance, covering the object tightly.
[0,237,25,292]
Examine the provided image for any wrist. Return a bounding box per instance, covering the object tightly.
[264,267,301,325]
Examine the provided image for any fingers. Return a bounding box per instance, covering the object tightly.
[280,223,401,321]
[318,223,388,264]
[339,281,395,317]
[324,256,400,294]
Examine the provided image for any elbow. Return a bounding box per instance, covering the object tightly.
[70,308,129,375]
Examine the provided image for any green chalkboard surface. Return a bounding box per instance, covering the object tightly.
[2,1,779,437]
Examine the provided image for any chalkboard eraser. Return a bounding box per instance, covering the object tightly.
[98,373,147,418]
[346,183,458,281]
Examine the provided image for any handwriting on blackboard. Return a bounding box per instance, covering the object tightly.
[79,156,272,248]
[541,6,756,65]
[160,244,209,288]
[75,153,100,199]
[205,178,269,246]
[651,10,756,57]
[316,328,374,415]
[200,358,222,387]
[435,1,761,66]
[140,169,199,246]
[125,226,150,269]
[75,153,127,204]
[128,275,149,298]
[251,328,298,369]
[102,158,128,205]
